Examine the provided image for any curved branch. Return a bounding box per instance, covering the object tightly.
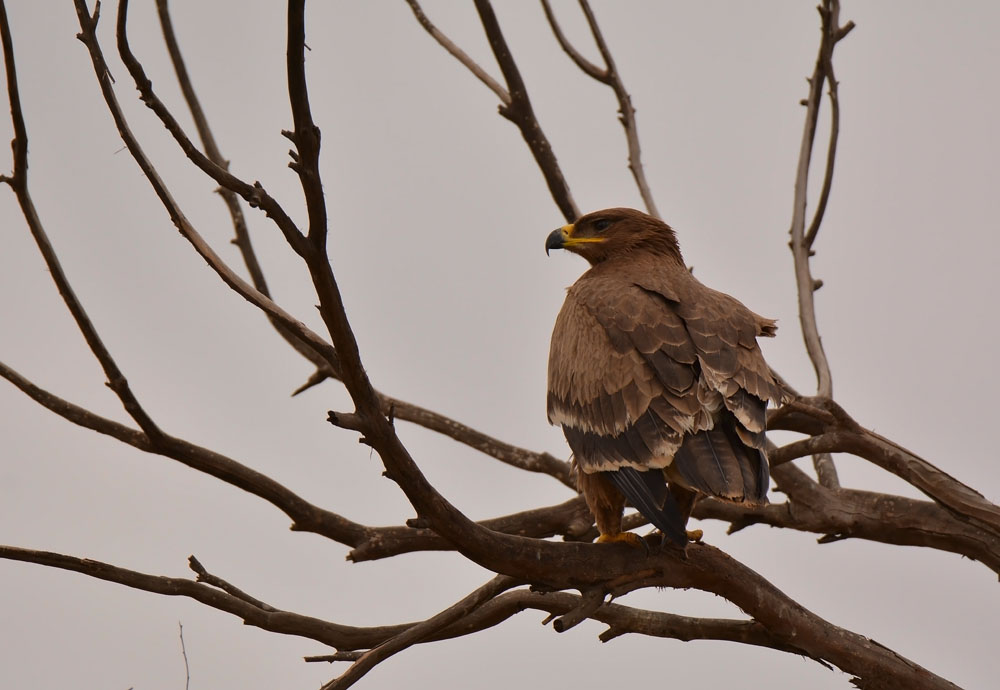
[787,1,853,400]
[542,0,660,217]
[472,0,579,221]
[348,497,593,562]
[539,0,605,79]
[0,360,369,548]
[0,546,401,650]
[154,0,326,371]
[786,2,854,488]
[2,1,162,442]
[381,392,574,487]
[75,1,342,379]
[321,575,520,690]
[403,0,510,105]
[699,463,1000,575]
[116,0,309,258]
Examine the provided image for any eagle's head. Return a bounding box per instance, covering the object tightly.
[544,207,683,265]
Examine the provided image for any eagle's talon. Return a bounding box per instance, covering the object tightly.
[596,531,646,549]
[686,529,704,543]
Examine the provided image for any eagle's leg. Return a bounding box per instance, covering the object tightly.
[578,469,643,547]
[669,483,703,542]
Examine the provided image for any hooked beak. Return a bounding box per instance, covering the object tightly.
[545,224,572,256]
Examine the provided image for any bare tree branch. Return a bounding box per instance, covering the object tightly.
[154,0,328,372]
[178,622,191,690]
[380,392,574,487]
[115,0,311,259]
[75,0,342,381]
[787,0,854,489]
[285,0,328,249]
[403,0,510,105]
[0,542,960,689]
[0,359,370,548]
[472,0,578,222]
[401,0,578,221]
[541,0,660,217]
[0,4,988,687]
[1,0,163,442]
[787,1,853,399]
[320,575,520,690]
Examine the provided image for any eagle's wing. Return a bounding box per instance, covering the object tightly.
[548,263,783,506]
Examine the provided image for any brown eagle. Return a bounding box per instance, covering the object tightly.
[545,208,785,547]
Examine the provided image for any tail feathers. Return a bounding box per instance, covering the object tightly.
[673,421,770,504]
[607,466,687,546]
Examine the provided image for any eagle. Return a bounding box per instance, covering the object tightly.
[545,208,785,547]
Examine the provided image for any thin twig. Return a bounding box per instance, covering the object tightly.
[542,0,660,217]
[787,0,851,399]
[406,0,578,221]
[0,360,370,547]
[403,0,510,105]
[1,0,164,443]
[473,0,578,221]
[188,556,277,611]
[154,0,326,371]
[380,393,573,487]
[787,0,853,487]
[116,0,310,259]
[76,0,342,380]
[320,575,520,689]
[551,587,605,632]
[178,621,190,690]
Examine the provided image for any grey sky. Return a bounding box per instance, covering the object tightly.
[1,2,998,688]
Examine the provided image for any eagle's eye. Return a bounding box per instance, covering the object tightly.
[593,219,611,232]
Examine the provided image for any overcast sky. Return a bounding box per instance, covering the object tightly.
[2,2,998,688]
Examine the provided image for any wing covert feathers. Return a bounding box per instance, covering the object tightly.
[548,252,783,516]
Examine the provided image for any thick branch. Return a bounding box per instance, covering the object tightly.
[348,497,593,562]
[698,463,1000,575]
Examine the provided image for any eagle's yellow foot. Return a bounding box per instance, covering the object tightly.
[596,532,645,548]
[686,529,704,543]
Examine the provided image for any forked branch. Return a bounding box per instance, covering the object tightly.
[787,0,854,487]
[542,0,660,217]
